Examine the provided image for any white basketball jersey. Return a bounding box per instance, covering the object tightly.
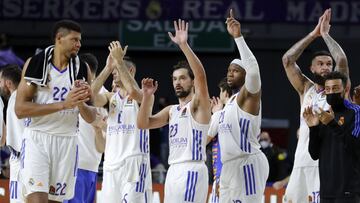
[78,86,108,172]
[294,85,330,168]
[218,93,262,163]
[168,102,209,165]
[6,91,26,152]
[27,65,79,136]
[104,92,149,170]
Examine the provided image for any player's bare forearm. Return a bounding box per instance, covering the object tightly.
[15,100,64,119]
[115,59,142,102]
[137,94,155,129]
[179,43,209,100]
[322,33,349,77]
[91,65,112,95]
[79,103,96,123]
[282,34,315,94]
[94,127,105,153]
[282,33,316,67]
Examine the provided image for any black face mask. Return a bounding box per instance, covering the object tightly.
[326,93,344,109]
[312,73,326,86]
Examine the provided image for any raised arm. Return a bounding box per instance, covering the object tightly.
[91,55,115,107]
[226,9,261,115]
[282,12,326,95]
[137,78,170,129]
[109,41,143,103]
[320,9,349,78]
[168,20,211,123]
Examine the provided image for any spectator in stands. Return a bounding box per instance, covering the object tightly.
[260,131,289,182]
[0,34,24,67]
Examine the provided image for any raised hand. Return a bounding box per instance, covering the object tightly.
[226,9,241,38]
[141,78,158,96]
[303,106,319,127]
[168,19,188,46]
[318,107,334,125]
[108,41,128,64]
[105,54,116,71]
[310,10,327,38]
[210,96,223,113]
[320,9,331,36]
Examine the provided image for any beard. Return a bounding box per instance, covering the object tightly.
[175,89,191,99]
[0,87,10,99]
[312,73,326,86]
[70,52,77,58]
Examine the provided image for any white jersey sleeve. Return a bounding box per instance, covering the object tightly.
[208,111,222,138]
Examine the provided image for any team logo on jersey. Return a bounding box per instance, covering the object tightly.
[125,98,134,107]
[49,185,56,195]
[36,182,43,187]
[320,94,326,100]
[180,107,187,117]
[28,178,35,186]
[338,116,345,126]
[110,98,117,113]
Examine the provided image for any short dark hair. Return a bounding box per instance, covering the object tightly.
[0,64,21,87]
[218,77,232,96]
[324,71,348,87]
[52,20,82,42]
[172,60,194,80]
[311,50,333,63]
[80,53,98,75]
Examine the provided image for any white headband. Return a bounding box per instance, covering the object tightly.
[230,59,244,69]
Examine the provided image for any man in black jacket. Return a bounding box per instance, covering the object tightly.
[304,71,360,203]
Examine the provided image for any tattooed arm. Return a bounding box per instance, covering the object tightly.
[320,9,349,78]
[281,12,326,95]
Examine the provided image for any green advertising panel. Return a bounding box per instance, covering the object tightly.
[120,20,234,52]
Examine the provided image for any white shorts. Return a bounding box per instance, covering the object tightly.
[284,166,320,203]
[164,162,208,203]
[9,152,24,203]
[102,155,152,203]
[219,153,269,203]
[208,181,219,203]
[19,129,78,202]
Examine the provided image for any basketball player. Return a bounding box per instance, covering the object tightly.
[64,53,107,203]
[0,65,24,203]
[207,77,232,203]
[208,9,268,203]
[91,41,152,202]
[282,9,350,202]
[137,19,211,203]
[15,20,96,203]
